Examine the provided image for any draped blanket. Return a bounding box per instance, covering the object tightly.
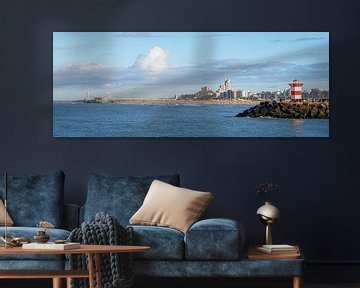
[68,212,134,288]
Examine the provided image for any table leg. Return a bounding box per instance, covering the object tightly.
[293,276,302,288]
[66,277,72,288]
[52,278,62,288]
[95,253,102,288]
[88,253,95,288]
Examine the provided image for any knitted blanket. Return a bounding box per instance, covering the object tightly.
[68,212,134,288]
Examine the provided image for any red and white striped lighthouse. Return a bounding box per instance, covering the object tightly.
[289,79,303,100]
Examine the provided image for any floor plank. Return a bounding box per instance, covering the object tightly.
[1,279,360,288]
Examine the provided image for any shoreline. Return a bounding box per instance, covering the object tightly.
[57,98,262,105]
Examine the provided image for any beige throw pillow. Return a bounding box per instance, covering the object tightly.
[0,199,14,226]
[130,180,213,233]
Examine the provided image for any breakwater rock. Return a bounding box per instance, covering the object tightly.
[236,100,329,119]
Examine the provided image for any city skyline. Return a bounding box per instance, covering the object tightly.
[53,32,329,101]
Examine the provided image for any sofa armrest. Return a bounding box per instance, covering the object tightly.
[63,204,80,231]
[184,218,245,260]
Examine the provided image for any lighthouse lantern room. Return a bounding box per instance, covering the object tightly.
[289,79,304,101]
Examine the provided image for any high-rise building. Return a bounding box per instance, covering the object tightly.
[224,79,230,90]
[238,90,249,98]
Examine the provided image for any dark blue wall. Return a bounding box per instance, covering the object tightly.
[0,0,359,262]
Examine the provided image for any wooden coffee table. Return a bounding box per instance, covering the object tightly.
[0,244,150,288]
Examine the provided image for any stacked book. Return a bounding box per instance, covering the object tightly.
[22,242,80,250]
[248,244,300,260]
[257,244,299,254]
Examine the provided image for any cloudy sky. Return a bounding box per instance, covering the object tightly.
[53,32,329,101]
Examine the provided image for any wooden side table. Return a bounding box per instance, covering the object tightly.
[0,244,150,288]
[247,245,303,288]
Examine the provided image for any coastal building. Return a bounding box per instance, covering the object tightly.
[238,90,250,98]
[289,79,303,100]
[194,86,215,99]
[176,78,296,101]
[216,79,237,99]
[176,85,215,100]
[224,79,230,90]
[219,89,237,99]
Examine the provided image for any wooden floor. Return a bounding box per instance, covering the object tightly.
[1,279,360,288]
[305,285,360,288]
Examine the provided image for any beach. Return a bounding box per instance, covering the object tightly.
[82,97,261,105]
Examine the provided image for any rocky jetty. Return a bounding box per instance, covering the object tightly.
[236,100,329,119]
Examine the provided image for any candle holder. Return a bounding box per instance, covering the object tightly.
[33,231,50,243]
[34,220,54,243]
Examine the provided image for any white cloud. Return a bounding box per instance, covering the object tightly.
[133,46,170,73]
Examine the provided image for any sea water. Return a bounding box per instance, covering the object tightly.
[53,103,329,137]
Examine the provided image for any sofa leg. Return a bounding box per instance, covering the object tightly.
[293,276,302,288]
[53,278,62,288]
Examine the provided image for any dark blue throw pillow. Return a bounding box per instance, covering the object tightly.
[0,171,65,227]
[84,173,180,225]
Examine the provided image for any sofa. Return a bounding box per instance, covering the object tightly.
[0,171,304,287]
[80,173,304,282]
[0,171,79,270]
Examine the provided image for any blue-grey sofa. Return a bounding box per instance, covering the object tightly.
[81,173,304,284]
[0,171,303,287]
[0,171,79,270]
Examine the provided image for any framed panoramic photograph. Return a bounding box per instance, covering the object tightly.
[53,32,329,137]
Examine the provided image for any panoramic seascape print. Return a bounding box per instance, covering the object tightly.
[53,32,329,137]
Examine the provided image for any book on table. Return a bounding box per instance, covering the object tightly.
[248,245,300,260]
[256,244,299,254]
[22,242,80,250]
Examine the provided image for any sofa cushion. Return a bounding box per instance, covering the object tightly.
[184,218,245,260]
[130,180,213,233]
[133,258,304,277]
[0,171,65,227]
[84,173,180,225]
[130,225,184,260]
[0,199,14,226]
[0,227,70,261]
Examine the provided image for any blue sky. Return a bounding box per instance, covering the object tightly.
[53,32,329,100]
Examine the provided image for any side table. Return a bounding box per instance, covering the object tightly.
[247,245,303,288]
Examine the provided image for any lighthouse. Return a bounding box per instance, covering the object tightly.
[289,79,303,101]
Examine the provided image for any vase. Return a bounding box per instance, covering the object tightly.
[256,201,280,245]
